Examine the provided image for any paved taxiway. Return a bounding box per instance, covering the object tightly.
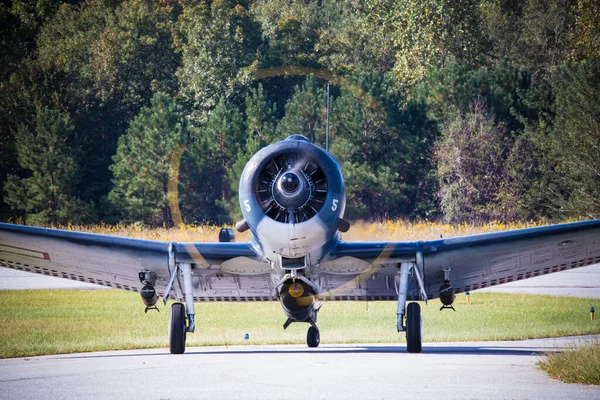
[1,337,599,400]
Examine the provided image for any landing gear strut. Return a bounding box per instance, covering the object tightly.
[163,253,196,354]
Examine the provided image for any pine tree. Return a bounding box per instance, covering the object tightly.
[545,58,600,218]
[222,84,278,221]
[277,77,327,146]
[108,93,188,226]
[184,97,245,224]
[330,72,435,220]
[4,107,93,225]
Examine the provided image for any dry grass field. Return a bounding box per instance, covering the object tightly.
[47,219,575,242]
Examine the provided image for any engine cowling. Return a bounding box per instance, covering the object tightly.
[238,135,345,264]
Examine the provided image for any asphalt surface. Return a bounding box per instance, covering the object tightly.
[478,263,600,298]
[1,337,599,400]
[0,268,107,290]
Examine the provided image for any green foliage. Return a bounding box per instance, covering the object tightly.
[277,77,327,146]
[1,0,599,225]
[434,102,509,223]
[417,59,545,135]
[368,0,486,87]
[222,84,279,222]
[435,102,552,224]
[543,58,600,218]
[108,93,188,226]
[319,1,396,74]
[333,72,438,220]
[568,0,600,61]
[331,73,419,219]
[251,0,323,67]
[86,0,180,109]
[3,107,94,225]
[481,0,574,81]
[176,0,261,119]
[184,97,246,224]
[34,0,180,204]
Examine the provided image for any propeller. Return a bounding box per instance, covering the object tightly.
[255,152,328,223]
[293,243,398,307]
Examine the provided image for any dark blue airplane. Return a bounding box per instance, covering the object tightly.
[1,135,599,354]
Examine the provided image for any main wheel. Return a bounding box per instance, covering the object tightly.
[307,326,320,348]
[406,302,422,353]
[169,302,186,354]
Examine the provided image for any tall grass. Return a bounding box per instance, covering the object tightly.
[539,341,600,385]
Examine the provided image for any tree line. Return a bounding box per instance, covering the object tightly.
[1,0,598,226]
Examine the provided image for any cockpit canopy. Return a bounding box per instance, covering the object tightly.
[285,134,312,143]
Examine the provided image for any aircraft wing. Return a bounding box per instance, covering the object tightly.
[323,220,600,301]
[0,223,271,300]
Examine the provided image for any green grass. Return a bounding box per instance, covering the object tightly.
[0,289,598,358]
[539,341,600,385]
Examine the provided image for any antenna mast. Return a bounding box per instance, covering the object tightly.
[325,82,330,152]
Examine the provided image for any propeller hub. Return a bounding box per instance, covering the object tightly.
[279,172,301,193]
[273,170,310,210]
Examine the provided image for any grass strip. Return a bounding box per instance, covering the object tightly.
[539,341,600,385]
[0,289,598,358]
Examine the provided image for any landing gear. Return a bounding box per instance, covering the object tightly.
[396,262,427,354]
[163,258,196,355]
[307,325,320,348]
[406,302,422,353]
[169,302,186,354]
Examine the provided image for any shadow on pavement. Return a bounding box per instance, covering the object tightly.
[49,344,555,360]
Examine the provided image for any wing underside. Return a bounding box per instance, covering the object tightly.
[421,221,600,296]
[0,223,272,301]
[2,220,599,303]
[325,220,600,301]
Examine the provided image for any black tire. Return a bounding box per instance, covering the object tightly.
[307,326,320,348]
[169,302,186,354]
[406,302,422,353]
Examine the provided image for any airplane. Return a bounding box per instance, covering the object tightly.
[1,134,599,354]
